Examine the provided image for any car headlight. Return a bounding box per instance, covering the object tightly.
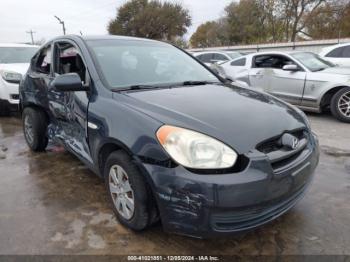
[156,125,237,169]
[0,70,22,83]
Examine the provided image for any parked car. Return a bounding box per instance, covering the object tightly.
[319,43,350,67]
[193,51,244,66]
[20,35,319,238]
[219,51,350,123]
[0,43,38,115]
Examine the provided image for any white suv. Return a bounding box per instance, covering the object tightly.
[0,43,38,115]
[319,43,350,67]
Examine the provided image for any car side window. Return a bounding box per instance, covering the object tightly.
[34,45,52,74]
[253,55,294,69]
[231,58,246,66]
[198,53,213,63]
[326,47,344,58]
[213,53,228,61]
[54,41,87,84]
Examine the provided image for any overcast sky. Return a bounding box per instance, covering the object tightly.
[0,0,234,44]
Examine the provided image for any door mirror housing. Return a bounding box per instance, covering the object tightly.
[52,73,87,92]
[282,64,299,72]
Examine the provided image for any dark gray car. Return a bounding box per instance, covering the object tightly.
[20,35,319,238]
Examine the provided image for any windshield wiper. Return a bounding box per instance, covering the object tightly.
[111,85,158,92]
[182,80,219,86]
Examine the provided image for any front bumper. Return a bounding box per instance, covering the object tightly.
[0,98,19,112]
[0,78,20,106]
[141,133,319,238]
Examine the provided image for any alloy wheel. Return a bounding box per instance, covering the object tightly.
[338,91,350,118]
[24,115,34,145]
[109,164,135,220]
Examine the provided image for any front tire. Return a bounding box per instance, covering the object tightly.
[104,151,157,231]
[22,107,48,151]
[331,87,350,123]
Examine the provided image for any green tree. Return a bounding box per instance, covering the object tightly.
[225,0,267,44]
[305,1,350,39]
[108,0,191,41]
[189,21,228,48]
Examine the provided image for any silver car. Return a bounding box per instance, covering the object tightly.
[193,51,244,66]
[219,51,350,123]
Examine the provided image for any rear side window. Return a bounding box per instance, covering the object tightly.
[326,47,344,58]
[197,53,213,63]
[231,58,246,66]
[34,45,52,74]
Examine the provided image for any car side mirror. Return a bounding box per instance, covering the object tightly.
[282,64,299,72]
[52,73,87,92]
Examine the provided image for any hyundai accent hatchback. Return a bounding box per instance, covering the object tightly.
[19,35,319,238]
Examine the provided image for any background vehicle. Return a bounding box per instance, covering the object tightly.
[319,43,350,67]
[0,43,38,115]
[193,51,244,66]
[20,35,318,238]
[219,51,350,123]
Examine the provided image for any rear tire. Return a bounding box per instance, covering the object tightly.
[104,151,158,231]
[330,87,350,123]
[22,107,48,151]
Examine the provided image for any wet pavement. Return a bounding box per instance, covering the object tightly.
[0,113,349,255]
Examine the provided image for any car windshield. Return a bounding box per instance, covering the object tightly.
[0,47,38,64]
[87,39,219,89]
[227,52,243,59]
[291,52,335,72]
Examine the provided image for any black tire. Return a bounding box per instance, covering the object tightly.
[22,107,48,151]
[104,151,158,231]
[331,87,350,123]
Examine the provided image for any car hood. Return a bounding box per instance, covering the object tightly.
[0,63,30,75]
[320,67,350,75]
[115,84,306,154]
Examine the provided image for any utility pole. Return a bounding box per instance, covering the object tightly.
[26,30,36,45]
[54,15,66,35]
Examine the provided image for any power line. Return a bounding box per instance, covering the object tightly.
[26,30,36,45]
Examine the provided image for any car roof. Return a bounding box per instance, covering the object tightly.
[48,34,161,44]
[81,34,159,42]
[249,50,310,56]
[0,43,39,48]
[193,51,240,56]
[320,42,350,54]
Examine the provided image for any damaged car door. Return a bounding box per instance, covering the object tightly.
[250,54,306,105]
[48,40,92,163]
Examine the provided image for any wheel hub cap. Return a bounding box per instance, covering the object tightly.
[109,164,135,220]
[338,91,350,118]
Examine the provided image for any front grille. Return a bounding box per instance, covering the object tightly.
[211,182,308,231]
[256,129,309,173]
[10,94,19,100]
[257,129,305,154]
